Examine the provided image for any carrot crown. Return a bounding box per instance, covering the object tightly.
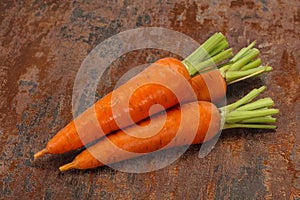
[182,34,272,85]
[219,86,279,129]
[182,32,233,76]
[218,41,272,85]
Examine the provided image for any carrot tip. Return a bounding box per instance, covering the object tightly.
[34,148,49,160]
[59,162,76,172]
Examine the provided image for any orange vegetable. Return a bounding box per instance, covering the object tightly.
[35,63,226,158]
[34,33,233,159]
[59,101,221,171]
[35,57,195,156]
[191,69,226,104]
[59,86,279,171]
[35,66,225,158]
[34,35,271,159]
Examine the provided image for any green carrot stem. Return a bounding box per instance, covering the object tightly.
[222,124,277,130]
[206,39,229,58]
[225,109,279,123]
[187,48,233,75]
[236,98,274,111]
[219,86,279,130]
[219,41,257,72]
[182,32,233,76]
[240,59,262,70]
[239,116,277,124]
[218,63,232,74]
[215,41,271,85]
[183,33,225,66]
[228,48,259,71]
[220,86,266,113]
[225,66,272,84]
[231,41,256,62]
[200,33,226,57]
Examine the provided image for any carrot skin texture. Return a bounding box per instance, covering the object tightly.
[191,70,227,104]
[44,57,194,154]
[61,101,221,170]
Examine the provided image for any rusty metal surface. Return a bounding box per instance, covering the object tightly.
[1,0,299,199]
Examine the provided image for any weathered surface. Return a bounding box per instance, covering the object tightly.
[0,0,299,199]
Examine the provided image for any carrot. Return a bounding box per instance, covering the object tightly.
[189,41,272,104]
[34,33,233,158]
[190,69,227,104]
[59,86,279,171]
[36,57,193,155]
[35,35,271,159]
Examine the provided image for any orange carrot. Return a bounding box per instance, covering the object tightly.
[34,33,233,158]
[35,35,271,159]
[189,41,273,104]
[60,101,220,170]
[59,86,279,171]
[35,58,197,156]
[191,69,226,104]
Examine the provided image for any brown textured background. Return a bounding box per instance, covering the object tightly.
[1,0,299,199]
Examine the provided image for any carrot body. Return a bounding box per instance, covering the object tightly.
[40,57,194,155]
[35,59,227,157]
[191,69,226,104]
[59,101,221,170]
